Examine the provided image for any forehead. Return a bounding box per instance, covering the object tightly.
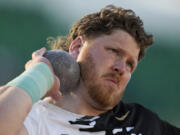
[87,29,140,60]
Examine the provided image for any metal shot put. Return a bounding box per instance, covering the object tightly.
[44,50,80,94]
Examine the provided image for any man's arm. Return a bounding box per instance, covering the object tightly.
[0,48,61,135]
[0,85,32,135]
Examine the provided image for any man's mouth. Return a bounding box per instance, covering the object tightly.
[102,73,120,88]
[105,78,119,87]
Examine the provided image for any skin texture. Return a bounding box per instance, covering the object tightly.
[0,48,61,135]
[57,29,140,115]
[0,29,140,135]
[25,48,61,101]
[0,84,32,135]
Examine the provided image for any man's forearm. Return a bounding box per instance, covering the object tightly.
[0,85,9,95]
[0,85,32,135]
[0,48,60,135]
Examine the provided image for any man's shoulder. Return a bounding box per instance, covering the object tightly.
[124,102,159,117]
[114,101,159,119]
[113,101,180,134]
[112,101,162,133]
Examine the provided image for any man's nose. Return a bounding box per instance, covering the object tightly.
[112,60,126,75]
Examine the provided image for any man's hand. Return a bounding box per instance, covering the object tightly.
[0,48,62,135]
[25,47,62,102]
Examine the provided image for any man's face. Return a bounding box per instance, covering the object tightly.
[76,30,139,110]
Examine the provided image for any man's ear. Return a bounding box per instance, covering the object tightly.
[69,36,84,60]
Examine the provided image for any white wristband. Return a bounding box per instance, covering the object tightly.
[7,62,54,104]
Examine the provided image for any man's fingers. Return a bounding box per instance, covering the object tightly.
[52,76,62,102]
[44,75,61,100]
[32,47,46,59]
[26,48,61,101]
[52,76,61,92]
[44,88,62,103]
[51,90,62,102]
[25,60,32,70]
[25,47,55,75]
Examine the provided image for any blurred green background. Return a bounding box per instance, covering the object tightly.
[0,0,180,127]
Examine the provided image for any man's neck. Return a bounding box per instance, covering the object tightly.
[55,90,105,116]
[44,80,106,116]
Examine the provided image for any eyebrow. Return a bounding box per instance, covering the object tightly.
[114,47,138,62]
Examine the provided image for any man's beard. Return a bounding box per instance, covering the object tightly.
[79,55,122,109]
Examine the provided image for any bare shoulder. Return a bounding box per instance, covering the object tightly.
[16,125,29,135]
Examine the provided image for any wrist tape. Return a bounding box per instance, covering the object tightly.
[7,62,54,104]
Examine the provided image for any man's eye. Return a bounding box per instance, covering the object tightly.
[108,48,118,54]
[127,61,134,70]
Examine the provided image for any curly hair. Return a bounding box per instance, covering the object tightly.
[49,5,153,60]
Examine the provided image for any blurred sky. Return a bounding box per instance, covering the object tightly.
[0,0,180,46]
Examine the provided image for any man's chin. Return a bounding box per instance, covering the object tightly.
[93,94,120,110]
[96,100,120,111]
[87,84,122,109]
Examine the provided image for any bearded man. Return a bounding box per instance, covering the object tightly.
[0,5,179,135]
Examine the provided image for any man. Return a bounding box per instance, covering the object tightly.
[0,5,179,135]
